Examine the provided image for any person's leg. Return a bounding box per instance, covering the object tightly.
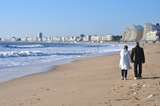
[134,63,138,78]
[124,70,128,80]
[121,70,124,80]
[138,62,142,78]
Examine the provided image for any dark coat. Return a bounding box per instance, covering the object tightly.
[131,46,145,63]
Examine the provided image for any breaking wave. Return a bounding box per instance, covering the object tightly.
[5,44,44,48]
[0,51,87,58]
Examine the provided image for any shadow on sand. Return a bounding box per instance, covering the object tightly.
[142,76,160,80]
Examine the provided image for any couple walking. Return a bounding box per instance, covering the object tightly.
[119,42,145,80]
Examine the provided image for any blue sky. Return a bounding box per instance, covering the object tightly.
[0,0,159,37]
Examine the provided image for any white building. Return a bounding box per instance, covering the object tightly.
[51,36,61,42]
[82,35,89,42]
[63,36,76,42]
[142,23,160,41]
[25,37,33,42]
[122,25,144,42]
[145,31,159,41]
[100,35,113,42]
[90,35,100,42]
[60,36,65,42]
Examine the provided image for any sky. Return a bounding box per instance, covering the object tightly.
[0,0,159,37]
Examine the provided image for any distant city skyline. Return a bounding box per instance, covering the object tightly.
[0,0,159,37]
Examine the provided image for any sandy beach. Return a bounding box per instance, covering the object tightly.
[0,43,160,106]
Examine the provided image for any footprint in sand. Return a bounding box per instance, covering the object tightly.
[29,97,41,105]
[128,83,147,96]
[40,87,52,92]
[136,104,140,106]
[32,94,37,97]
[133,96,140,101]
[104,100,112,106]
[18,103,24,106]
[36,98,41,101]
[112,84,124,93]
[45,88,50,91]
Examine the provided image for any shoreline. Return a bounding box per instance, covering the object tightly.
[0,42,130,83]
[0,49,121,85]
[0,43,159,106]
[0,51,119,86]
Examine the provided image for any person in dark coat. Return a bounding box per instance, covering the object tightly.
[131,42,145,79]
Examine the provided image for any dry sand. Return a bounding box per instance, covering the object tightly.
[0,44,160,106]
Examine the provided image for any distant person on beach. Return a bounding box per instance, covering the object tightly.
[131,42,145,80]
[119,45,131,80]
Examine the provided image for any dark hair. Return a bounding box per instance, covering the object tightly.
[136,42,139,46]
[124,45,128,50]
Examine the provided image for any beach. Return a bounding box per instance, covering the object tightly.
[0,43,126,82]
[0,43,160,106]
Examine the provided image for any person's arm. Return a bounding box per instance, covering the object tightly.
[142,48,145,63]
[120,49,122,57]
[128,52,131,63]
[128,51,132,69]
[119,49,123,69]
[131,48,134,63]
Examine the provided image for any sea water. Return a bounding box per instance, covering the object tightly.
[0,42,134,83]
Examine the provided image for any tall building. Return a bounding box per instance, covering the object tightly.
[156,23,160,31]
[142,23,160,41]
[39,32,43,42]
[142,23,157,40]
[156,23,160,40]
[122,25,144,42]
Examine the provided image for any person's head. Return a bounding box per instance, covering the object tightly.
[124,45,128,50]
[136,42,139,47]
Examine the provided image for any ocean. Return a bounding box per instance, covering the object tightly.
[0,42,134,83]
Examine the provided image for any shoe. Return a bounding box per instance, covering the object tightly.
[134,77,138,80]
[124,78,128,80]
[139,76,142,79]
[121,77,124,80]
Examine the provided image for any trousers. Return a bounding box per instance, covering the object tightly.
[134,62,142,78]
[121,69,127,78]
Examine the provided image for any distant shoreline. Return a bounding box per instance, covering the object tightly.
[0,41,135,44]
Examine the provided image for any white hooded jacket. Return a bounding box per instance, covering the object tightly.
[119,49,131,70]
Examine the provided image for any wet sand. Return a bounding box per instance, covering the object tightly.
[0,43,160,106]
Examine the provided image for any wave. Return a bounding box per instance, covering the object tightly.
[0,51,48,58]
[83,44,109,47]
[5,44,44,48]
[4,43,111,48]
[52,52,86,55]
[0,51,87,58]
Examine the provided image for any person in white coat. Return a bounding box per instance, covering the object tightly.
[119,45,131,80]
